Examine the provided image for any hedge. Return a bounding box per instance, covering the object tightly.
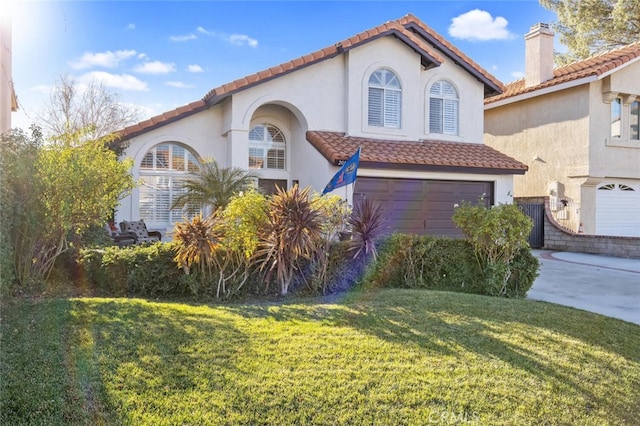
[77,235,539,299]
[361,234,538,298]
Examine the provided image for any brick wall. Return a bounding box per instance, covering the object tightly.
[543,197,640,259]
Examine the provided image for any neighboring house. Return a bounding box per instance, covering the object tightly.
[0,14,18,134]
[485,24,640,237]
[116,14,526,238]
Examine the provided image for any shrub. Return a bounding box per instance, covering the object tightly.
[256,185,323,296]
[452,202,534,296]
[348,197,387,260]
[361,234,538,297]
[78,243,190,297]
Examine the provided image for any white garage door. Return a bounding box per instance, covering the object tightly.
[595,182,640,237]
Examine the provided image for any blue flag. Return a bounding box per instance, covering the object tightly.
[322,147,360,195]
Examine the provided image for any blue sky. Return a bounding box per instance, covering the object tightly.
[9,1,561,131]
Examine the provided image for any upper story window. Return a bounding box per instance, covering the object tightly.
[368,68,402,129]
[249,124,286,170]
[630,101,639,140]
[611,97,622,138]
[139,143,201,228]
[429,80,459,135]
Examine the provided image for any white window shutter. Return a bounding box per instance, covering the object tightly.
[429,98,443,134]
[384,90,401,128]
[443,99,458,134]
[368,87,383,127]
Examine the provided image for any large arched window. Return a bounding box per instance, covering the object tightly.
[429,80,459,135]
[248,124,286,170]
[139,143,200,228]
[368,68,402,128]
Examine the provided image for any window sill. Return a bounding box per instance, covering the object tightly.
[606,138,640,149]
[362,125,406,138]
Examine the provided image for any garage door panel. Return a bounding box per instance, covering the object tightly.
[595,182,640,237]
[354,178,492,237]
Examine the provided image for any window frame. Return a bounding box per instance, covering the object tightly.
[630,100,639,141]
[428,80,459,136]
[248,123,287,171]
[367,68,402,129]
[138,143,201,228]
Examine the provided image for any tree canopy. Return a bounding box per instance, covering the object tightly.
[37,74,141,141]
[541,0,640,64]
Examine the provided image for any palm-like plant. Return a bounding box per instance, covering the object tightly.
[172,159,255,214]
[348,197,387,260]
[256,185,323,295]
[173,213,224,277]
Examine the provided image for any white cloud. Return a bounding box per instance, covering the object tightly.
[127,23,136,31]
[29,84,52,94]
[137,53,148,60]
[448,9,513,41]
[80,71,149,91]
[511,71,525,79]
[227,34,258,48]
[170,33,197,42]
[187,64,204,73]
[70,49,137,69]
[134,61,176,74]
[197,26,212,35]
[165,81,194,89]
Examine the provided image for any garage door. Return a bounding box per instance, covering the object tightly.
[596,182,640,237]
[353,178,492,237]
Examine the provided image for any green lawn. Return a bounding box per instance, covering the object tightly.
[1,290,639,425]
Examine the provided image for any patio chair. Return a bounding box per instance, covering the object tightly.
[105,223,137,247]
[119,220,162,244]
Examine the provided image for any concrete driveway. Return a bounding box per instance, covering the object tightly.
[527,250,640,325]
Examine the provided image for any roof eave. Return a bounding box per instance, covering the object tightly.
[359,162,527,175]
[404,22,504,97]
[485,75,597,109]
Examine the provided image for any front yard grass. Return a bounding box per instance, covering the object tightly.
[1,289,639,425]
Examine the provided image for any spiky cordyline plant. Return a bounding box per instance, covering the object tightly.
[173,213,226,296]
[348,197,387,260]
[256,185,323,296]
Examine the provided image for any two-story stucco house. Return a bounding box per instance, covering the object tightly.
[485,24,640,237]
[115,14,527,239]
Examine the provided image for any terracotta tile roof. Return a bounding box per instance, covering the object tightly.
[486,41,640,104]
[307,131,527,174]
[116,100,207,140]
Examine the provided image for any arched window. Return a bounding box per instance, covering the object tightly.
[248,124,286,170]
[368,68,402,128]
[429,80,459,135]
[139,143,201,228]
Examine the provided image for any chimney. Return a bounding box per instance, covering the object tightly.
[524,23,555,87]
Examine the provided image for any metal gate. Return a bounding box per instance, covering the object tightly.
[518,203,544,248]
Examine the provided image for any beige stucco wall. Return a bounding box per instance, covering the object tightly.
[0,15,12,134]
[485,60,640,234]
[485,85,590,201]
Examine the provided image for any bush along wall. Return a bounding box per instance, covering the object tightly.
[77,235,538,300]
[361,234,538,298]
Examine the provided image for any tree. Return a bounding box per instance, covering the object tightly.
[0,126,135,291]
[171,159,255,214]
[540,0,640,64]
[37,74,141,142]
